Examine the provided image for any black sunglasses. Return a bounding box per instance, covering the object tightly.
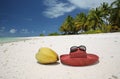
[70,45,86,52]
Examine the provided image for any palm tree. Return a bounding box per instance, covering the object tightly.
[59,1,120,34]
[99,2,112,32]
[59,25,68,34]
[110,0,120,28]
[74,12,87,33]
[100,2,111,24]
[86,8,103,31]
[59,15,74,34]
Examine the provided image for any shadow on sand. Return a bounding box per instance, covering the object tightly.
[37,61,60,66]
[37,61,100,67]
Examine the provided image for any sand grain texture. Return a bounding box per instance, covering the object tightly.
[0,33,120,79]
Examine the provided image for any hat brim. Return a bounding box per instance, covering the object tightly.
[60,54,99,66]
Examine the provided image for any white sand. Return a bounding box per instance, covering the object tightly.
[0,32,120,79]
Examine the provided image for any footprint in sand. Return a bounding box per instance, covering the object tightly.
[109,75,118,79]
[112,75,118,79]
[3,49,8,53]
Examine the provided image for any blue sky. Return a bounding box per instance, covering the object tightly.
[0,0,113,37]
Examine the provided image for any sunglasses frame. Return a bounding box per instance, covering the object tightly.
[70,45,86,52]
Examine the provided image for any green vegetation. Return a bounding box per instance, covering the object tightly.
[59,0,120,35]
[40,34,45,36]
[40,0,120,36]
[83,30,103,34]
[48,32,60,36]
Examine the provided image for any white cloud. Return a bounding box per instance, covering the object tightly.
[9,29,17,34]
[43,0,114,18]
[20,29,29,34]
[0,27,5,32]
[43,0,76,18]
[43,0,113,18]
[67,0,113,9]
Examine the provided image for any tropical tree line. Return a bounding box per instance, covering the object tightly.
[59,0,120,34]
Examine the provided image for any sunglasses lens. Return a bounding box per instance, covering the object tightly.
[79,45,86,51]
[70,46,78,52]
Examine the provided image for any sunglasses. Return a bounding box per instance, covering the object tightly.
[70,45,86,52]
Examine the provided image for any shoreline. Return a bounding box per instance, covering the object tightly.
[1,32,120,44]
[0,37,31,44]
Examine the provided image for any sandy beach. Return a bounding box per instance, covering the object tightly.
[0,32,120,79]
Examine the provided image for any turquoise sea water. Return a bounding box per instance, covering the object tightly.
[0,37,27,44]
